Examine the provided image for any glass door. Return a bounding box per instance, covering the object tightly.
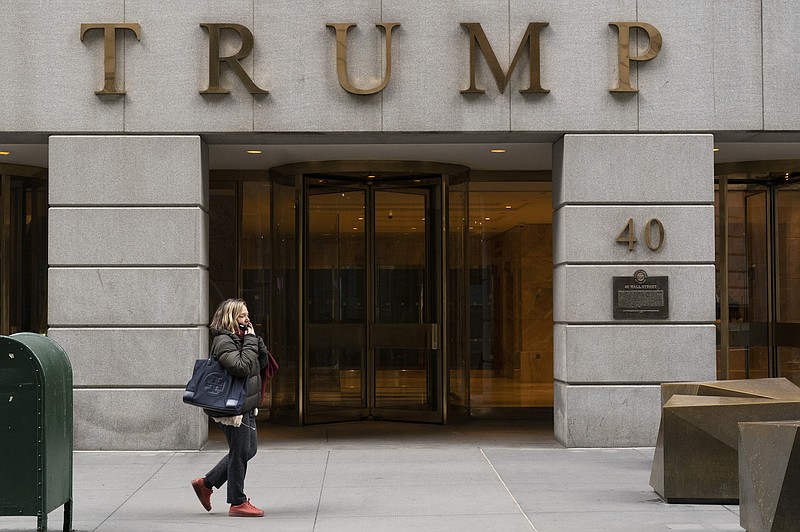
[305,183,367,420]
[739,190,770,378]
[371,188,440,420]
[716,173,800,387]
[303,178,443,423]
[269,162,469,425]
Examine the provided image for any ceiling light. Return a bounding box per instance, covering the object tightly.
[505,205,512,209]
[246,150,262,154]
[490,149,506,153]
[0,151,9,156]
[367,175,376,179]
[713,147,719,152]
[484,217,491,221]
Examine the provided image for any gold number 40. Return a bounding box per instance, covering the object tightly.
[616,218,664,251]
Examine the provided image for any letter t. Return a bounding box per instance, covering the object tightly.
[80,23,142,95]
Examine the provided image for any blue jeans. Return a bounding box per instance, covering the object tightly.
[205,411,258,505]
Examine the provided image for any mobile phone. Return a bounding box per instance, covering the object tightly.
[238,323,248,331]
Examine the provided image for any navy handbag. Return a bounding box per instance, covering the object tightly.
[183,358,248,415]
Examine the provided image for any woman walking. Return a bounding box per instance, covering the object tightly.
[191,298,269,517]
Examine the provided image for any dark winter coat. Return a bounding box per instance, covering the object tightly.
[203,328,269,417]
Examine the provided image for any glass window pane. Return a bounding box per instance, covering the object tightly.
[0,174,47,335]
[776,188,800,386]
[242,181,271,333]
[306,189,366,412]
[448,180,469,412]
[468,183,553,409]
[271,178,299,417]
[208,183,238,317]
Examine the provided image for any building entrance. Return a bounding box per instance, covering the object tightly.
[0,166,47,335]
[716,162,800,386]
[268,162,470,424]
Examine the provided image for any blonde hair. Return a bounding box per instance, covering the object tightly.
[210,298,248,334]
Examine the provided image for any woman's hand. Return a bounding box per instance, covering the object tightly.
[245,323,255,335]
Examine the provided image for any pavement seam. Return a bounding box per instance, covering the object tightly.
[480,447,539,532]
[91,452,177,531]
[312,450,331,531]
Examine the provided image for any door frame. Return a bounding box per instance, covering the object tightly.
[303,179,441,423]
[715,160,800,380]
[268,161,469,426]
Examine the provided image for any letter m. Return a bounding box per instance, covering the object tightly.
[461,22,548,94]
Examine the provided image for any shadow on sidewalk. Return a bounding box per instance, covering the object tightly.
[206,417,560,451]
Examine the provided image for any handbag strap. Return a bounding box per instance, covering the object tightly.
[209,334,222,360]
[209,333,240,360]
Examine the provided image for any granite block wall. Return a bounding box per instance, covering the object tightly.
[552,134,716,447]
[47,135,209,450]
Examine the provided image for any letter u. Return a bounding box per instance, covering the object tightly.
[326,22,400,95]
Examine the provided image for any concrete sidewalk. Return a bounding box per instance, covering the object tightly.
[0,420,744,532]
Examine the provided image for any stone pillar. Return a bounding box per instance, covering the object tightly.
[552,134,717,447]
[47,136,209,450]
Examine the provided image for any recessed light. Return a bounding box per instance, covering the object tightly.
[713,147,719,152]
[490,149,506,153]
[0,151,9,156]
[367,175,376,179]
[484,217,491,221]
[505,205,512,209]
[246,150,262,154]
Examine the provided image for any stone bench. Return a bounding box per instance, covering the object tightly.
[649,378,800,503]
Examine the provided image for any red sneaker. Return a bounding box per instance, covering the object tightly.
[190,478,212,511]
[229,499,264,517]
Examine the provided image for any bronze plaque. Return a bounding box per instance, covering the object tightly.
[613,269,668,319]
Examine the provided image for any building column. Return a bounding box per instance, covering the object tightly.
[552,134,717,447]
[47,135,209,450]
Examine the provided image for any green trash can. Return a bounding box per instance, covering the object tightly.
[0,333,73,531]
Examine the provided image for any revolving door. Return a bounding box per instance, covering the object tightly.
[269,162,469,424]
